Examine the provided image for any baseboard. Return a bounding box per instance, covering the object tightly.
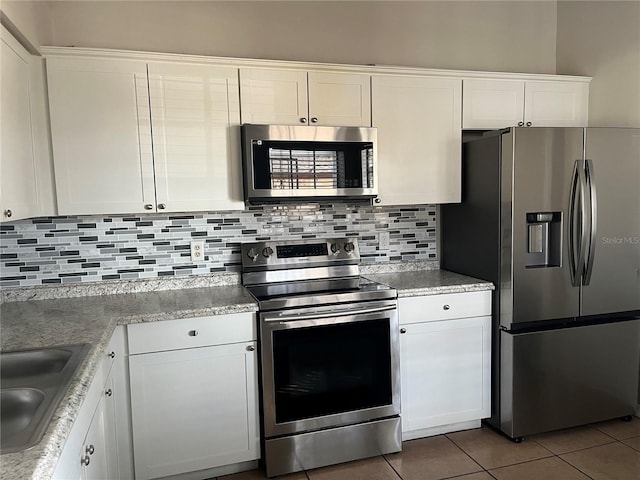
[159,460,258,480]
[402,419,481,441]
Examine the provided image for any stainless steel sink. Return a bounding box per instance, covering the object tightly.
[0,344,90,454]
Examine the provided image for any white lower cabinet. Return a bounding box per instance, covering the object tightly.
[399,291,491,440]
[127,313,260,480]
[53,327,130,480]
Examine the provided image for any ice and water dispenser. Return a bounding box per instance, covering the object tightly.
[525,212,562,268]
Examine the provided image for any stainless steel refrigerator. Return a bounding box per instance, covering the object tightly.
[442,127,640,441]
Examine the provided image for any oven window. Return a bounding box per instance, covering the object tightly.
[272,318,392,424]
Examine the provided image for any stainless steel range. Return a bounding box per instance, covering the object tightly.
[241,238,401,477]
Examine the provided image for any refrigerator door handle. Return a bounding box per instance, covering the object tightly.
[583,159,597,285]
[569,160,587,287]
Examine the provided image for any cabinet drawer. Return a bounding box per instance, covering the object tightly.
[128,312,256,354]
[399,291,491,325]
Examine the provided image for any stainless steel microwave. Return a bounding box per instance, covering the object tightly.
[241,124,378,203]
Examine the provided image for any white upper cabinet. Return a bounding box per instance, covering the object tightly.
[372,75,462,206]
[523,80,589,127]
[240,68,371,126]
[463,78,589,129]
[462,79,525,129]
[147,62,244,212]
[47,57,155,215]
[239,68,308,125]
[47,56,243,215]
[307,71,371,126]
[1,26,41,221]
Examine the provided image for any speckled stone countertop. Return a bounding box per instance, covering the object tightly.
[364,269,494,296]
[0,285,257,480]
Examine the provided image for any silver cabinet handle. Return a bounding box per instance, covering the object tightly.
[300,117,307,123]
[86,444,95,455]
[374,198,382,204]
[400,328,407,334]
[311,117,318,123]
[443,304,451,310]
[108,351,115,359]
[517,121,524,127]
[3,209,12,218]
[144,204,153,210]
[246,345,255,352]
[105,388,113,397]
[158,203,166,210]
[526,121,532,127]
[81,455,91,466]
[188,330,199,336]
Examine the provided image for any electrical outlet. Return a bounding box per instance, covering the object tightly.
[190,241,205,262]
[379,231,390,250]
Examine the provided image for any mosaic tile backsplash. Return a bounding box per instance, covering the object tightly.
[0,203,437,289]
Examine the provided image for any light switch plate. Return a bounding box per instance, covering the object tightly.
[190,241,205,262]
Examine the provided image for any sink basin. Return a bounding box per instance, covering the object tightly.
[1,389,45,440]
[0,344,90,454]
[1,348,74,379]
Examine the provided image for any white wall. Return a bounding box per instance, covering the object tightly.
[557,1,640,127]
[44,0,558,74]
[0,0,53,52]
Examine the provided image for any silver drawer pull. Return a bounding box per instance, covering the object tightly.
[400,328,407,334]
[246,345,255,352]
[188,330,199,337]
[443,304,451,310]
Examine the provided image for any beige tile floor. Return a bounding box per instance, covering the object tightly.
[219,417,640,480]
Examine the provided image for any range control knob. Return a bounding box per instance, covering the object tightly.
[330,243,340,254]
[343,242,355,253]
[247,247,259,261]
[262,247,274,258]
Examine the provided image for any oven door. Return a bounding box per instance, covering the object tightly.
[259,300,400,438]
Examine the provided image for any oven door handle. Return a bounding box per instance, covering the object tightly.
[264,304,397,324]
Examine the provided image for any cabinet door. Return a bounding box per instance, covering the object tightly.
[372,75,462,205]
[1,25,40,221]
[47,57,155,215]
[148,63,244,212]
[524,80,589,127]
[400,316,491,435]
[106,327,134,480]
[129,342,259,480]
[307,71,371,126]
[462,79,525,129]
[240,68,308,125]
[81,396,109,480]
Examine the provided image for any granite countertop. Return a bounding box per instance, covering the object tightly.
[364,269,494,296]
[0,285,257,480]
[0,268,492,479]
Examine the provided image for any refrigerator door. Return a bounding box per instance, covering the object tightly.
[500,318,640,439]
[502,128,583,329]
[581,128,640,316]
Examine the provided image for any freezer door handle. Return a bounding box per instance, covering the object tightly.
[568,159,587,287]
[583,159,597,285]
